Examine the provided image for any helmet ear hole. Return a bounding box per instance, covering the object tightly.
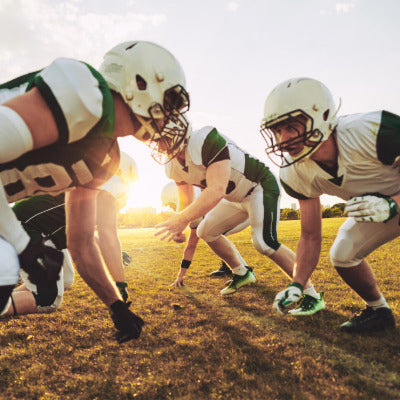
[136,75,147,90]
[323,109,330,121]
[142,131,151,141]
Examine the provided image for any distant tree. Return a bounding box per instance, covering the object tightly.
[280,208,299,220]
[323,203,345,218]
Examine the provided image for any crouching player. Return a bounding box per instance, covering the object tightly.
[1,152,138,316]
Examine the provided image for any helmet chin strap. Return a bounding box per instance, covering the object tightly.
[135,114,158,141]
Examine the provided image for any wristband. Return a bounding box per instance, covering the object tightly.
[180,259,191,269]
[385,197,399,222]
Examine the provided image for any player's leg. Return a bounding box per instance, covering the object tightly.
[246,181,324,315]
[96,191,128,301]
[197,200,255,294]
[331,217,399,332]
[209,217,250,277]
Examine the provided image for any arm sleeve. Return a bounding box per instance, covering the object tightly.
[376,110,400,165]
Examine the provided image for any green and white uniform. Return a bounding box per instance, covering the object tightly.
[0,58,118,287]
[165,126,281,255]
[280,110,400,267]
[10,168,132,311]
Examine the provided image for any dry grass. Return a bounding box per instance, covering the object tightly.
[1,218,400,399]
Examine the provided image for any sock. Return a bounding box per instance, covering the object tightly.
[231,264,248,276]
[366,295,390,310]
[303,285,319,299]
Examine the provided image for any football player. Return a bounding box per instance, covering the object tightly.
[0,41,189,342]
[161,181,250,286]
[261,77,399,332]
[1,152,137,317]
[137,121,323,311]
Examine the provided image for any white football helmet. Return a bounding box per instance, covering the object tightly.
[261,77,341,167]
[161,181,178,211]
[147,119,192,164]
[100,41,190,163]
[118,151,138,184]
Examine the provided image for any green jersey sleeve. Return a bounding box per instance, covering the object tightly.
[376,111,400,165]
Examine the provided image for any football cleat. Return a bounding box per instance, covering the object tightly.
[18,240,63,287]
[210,261,232,277]
[110,300,144,343]
[220,267,256,295]
[288,292,325,316]
[340,306,395,333]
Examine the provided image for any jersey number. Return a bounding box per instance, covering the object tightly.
[1,162,93,202]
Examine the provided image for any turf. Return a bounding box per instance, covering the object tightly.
[1,218,399,399]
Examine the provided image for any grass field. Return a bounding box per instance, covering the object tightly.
[1,217,400,400]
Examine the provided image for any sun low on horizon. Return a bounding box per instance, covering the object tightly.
[118,136,174,213]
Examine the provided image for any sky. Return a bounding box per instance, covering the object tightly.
[1,0,399,209]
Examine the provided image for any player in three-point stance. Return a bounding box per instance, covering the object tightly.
[134,119,323,313]
[0,40,190,342]
[262,77,399,332]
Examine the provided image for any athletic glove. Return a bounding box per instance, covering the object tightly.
[18,239,63,287]
[122,252,131,266]
[109,300,144,343]
[344,195,399,222]
[272,282,303,315]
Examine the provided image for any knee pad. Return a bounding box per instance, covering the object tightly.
[251,231,279,257]
[196,219,222,242]
[0,105,33,163]
[330,236,362,268]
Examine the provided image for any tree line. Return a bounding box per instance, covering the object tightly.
[118,203,346,228]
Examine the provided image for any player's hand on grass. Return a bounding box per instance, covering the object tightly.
[109,300,144,343]
[344,195,399,222]
[172,232,186,243]
[272,283,303,315]
[171,277,185,287]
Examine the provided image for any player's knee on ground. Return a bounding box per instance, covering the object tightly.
[330,234,363,268]
[196,219,222,242]
[0,238,20,286]
[251,231,280,257]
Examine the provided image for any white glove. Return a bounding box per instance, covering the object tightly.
[344,195,399,222]
[272,283,303,315]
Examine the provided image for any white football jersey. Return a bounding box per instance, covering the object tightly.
[165,126,274,203]
[280,110,400,200]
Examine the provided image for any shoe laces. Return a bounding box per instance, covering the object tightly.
[298,294,318,311]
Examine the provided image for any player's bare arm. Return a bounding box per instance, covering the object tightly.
[66,187,122,306]
[4,88,59,149]
[96,190,125,283]
[295,197,322,286]
[171,228,200,287]
[176,183,195,211]
[155,159,230,241]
